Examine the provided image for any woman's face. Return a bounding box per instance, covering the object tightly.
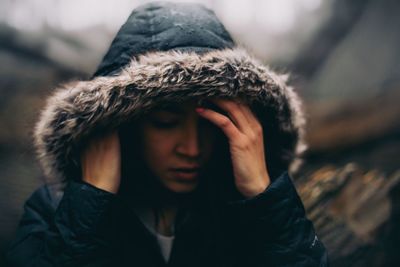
[138,100,218,193]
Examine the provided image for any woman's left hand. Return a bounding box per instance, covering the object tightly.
[196,98,271,198]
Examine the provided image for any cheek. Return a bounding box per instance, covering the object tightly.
[201,138,213,159]
[201,128,218,158]
[142,130,174,168]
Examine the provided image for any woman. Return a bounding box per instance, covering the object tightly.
[6,2,328,266]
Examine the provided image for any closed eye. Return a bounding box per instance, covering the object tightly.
[149,112,180,128]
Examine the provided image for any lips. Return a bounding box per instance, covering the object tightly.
[170,167,199,180]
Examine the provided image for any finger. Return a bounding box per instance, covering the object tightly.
[196,107,242,142]
[207,98,250,132]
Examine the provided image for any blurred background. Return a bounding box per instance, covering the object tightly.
[0,0,399,266]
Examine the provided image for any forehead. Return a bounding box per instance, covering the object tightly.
[152,99,199,114]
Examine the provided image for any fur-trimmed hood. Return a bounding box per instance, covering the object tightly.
[33,2,306,182]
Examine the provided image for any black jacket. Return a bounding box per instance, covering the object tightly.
[6,2,328,266]
[7,171,327,267]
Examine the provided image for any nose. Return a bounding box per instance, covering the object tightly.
[176,119,201,158]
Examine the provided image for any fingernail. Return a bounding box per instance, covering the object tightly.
[196,107,205,112]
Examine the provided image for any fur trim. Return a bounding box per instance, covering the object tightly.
[34,48,306,181]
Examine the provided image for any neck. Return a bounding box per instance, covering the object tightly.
[155,205,178,236]
[152,181,194,236]
[132,169,195,236]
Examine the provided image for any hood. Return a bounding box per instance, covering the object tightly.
[34,2,306,182]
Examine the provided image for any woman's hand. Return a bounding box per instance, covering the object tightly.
[196,98,271,198]
[80,131,121,194]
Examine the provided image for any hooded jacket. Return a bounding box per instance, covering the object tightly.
[6,2,328,267]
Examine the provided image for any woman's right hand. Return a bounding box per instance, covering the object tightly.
[80,131,121,194]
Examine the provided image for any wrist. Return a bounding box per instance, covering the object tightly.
[240,178,270,199]
[82,178,119,194]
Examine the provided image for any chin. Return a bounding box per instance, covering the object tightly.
[165,181,199,194]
